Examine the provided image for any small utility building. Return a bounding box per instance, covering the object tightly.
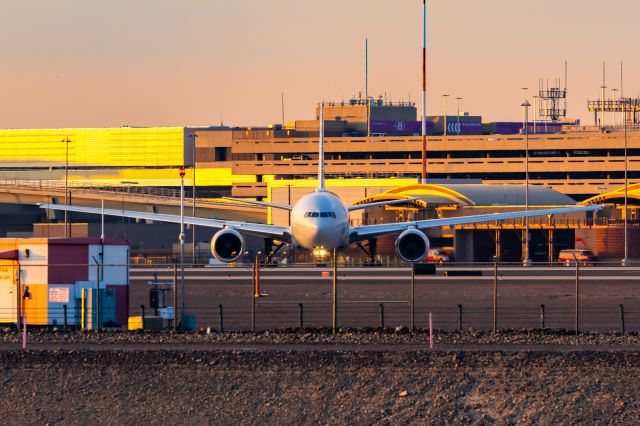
[0,238,129,328]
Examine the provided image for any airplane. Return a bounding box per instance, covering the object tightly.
[40,103,601,264]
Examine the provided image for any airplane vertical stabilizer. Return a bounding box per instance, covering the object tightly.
[318,102,325,191]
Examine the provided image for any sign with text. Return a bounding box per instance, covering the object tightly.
[49,287,69,303]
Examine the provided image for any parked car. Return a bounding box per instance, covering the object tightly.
[426,248,452,263]
[558,249,598,265]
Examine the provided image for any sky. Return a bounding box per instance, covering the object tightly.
[0,0,638,129]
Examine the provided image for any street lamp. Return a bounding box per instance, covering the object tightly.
[191,133,198,263]
[621,62,629,266]
[533,95,539,134]
[600,62,607,128]
[179,166,186,324]
[522,99,531,266]
[612,88,619,127]
[456,97,463,135]
[61,137,71,238]
[521,88,528,126]
[442,94,449,135]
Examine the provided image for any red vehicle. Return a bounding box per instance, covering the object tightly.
[558,249,598,265]
[426,248,453,263]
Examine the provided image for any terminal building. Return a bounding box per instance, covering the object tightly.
[0,98,640,262]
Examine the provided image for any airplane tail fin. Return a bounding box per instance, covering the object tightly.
[318,101,325,191]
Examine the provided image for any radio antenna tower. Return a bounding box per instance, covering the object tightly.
[538,62,568,122]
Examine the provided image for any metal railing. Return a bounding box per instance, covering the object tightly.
[0,178,262,209]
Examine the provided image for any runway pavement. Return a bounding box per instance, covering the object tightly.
[129,264,640,332]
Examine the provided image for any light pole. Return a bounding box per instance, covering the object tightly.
[521,87,528,124]
[612,88,618,127]
[420,0,427,183]
[456,97,462,135]
[191,133,198,264]
[533,95,538,134]
[179,166,186,324]
[622,62,629,266]
[601,62,607,128]
[61,137,71,238]
[443,94,449,135]
[522,99,531,266]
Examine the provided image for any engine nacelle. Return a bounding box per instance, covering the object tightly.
[395,228,430,263]
[211,228,245,262]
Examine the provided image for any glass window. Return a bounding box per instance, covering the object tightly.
[320,212,328,217]
[311,212,319,217]
[329,212,336,218]
[304,212,311,218]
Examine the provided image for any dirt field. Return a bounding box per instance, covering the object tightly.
[2,341,640,424]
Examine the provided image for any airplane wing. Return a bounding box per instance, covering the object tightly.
[222,197,293,210]
[39,204,290,241]
[350,205,601,243]
[348,198,419,212]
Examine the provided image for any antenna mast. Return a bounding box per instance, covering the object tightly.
[420,0,427,183]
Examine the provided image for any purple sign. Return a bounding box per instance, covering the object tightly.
[445,121,482,135]
[370,120,433,135]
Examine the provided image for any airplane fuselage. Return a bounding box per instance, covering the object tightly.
[290,190,350,251]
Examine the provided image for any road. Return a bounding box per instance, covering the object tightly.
[129,265,640,332]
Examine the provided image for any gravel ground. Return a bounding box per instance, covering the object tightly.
[2,329,640,424]
[2,327,640,346]
[1,348,640,424]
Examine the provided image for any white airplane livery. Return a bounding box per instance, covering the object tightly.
[41,104,601,263]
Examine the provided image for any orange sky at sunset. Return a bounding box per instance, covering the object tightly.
[0,0,638,129]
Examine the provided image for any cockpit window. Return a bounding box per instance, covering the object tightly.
[305,211,336,218]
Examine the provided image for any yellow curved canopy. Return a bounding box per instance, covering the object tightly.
[352,184,474,208]
[582,183,640,205]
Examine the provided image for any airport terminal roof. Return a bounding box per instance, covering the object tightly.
[353,184,577,208]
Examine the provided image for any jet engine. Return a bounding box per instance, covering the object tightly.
[211,228,245,262]
[395,228,430,263]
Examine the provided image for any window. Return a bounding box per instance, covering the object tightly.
[305,212,336,218]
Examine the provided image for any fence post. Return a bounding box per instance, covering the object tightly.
[218,304,224,333]
[173,264,178,332]
[410,264,415,331]
[379,303,385,330]
[620,304,626,334]
[492,256,498,333]
[63,304,68,330]
[457,304,463,331]
[298,303,304,330]
[540,304,546,329]
[251,285,256,332]
[140,304,145,330]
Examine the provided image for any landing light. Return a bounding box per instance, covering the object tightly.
[313,247,328,257]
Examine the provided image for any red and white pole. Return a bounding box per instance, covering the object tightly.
[420,0,427,183]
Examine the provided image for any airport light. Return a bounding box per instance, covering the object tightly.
[522,99,532,266]
[61,137,71,238]
[621,62,629,266]
[179,166,186,324]
[442,94,449,135]
[456,97,462,135]
[533,96,538,134]
[612,88,618,127]
[420,0,427,183]
[191,133,198,263]
[601,62,607,128]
